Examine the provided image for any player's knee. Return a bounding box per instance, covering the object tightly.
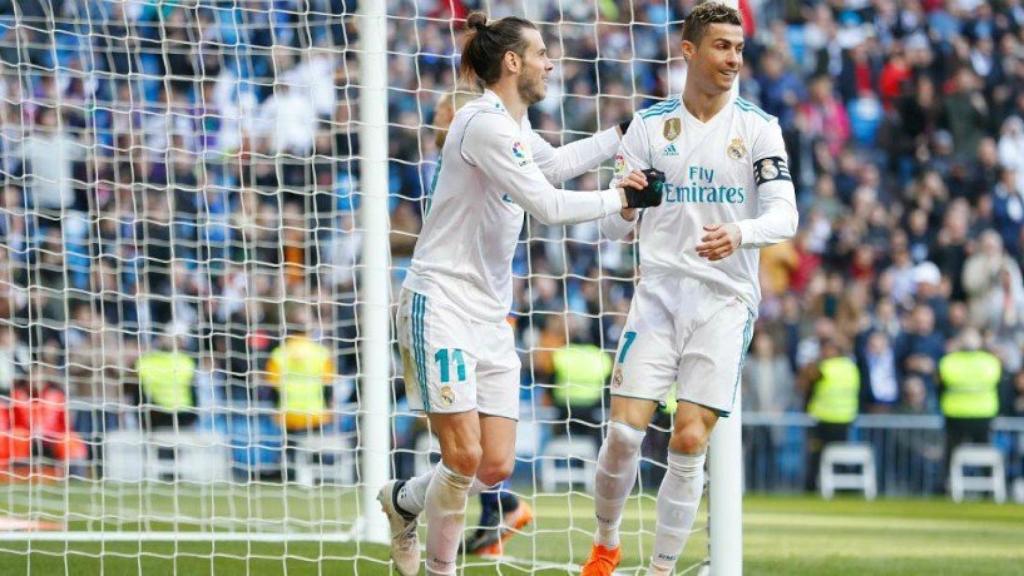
[669,423,709,455]
[606,420,646,457]
[442,443,483,477]
[476,459,514,486]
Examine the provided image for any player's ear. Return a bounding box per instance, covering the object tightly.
[503,50,520,74]
[681,40,695,62]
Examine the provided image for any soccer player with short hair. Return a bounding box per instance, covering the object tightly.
[581,3,799,575]
[377,11,664,576]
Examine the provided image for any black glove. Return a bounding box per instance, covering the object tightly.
[623,168,665,208]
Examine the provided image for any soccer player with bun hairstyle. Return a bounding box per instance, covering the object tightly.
[582,2,798,575]
[378,11,664,576]
[428,81,535,558]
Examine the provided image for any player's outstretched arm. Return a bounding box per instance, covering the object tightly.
[527,115,634,185]
[463,113,659,226]
[527,124,621,185]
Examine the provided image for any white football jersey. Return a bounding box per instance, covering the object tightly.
[404,89,624,323]
[601,94,799,312]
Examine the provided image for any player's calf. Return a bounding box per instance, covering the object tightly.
[649,450,706,574]
[593,421,646,548]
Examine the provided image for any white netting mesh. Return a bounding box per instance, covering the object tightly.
[0,1,712,573]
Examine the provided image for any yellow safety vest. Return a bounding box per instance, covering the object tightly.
[552,344,612,407]
[269,336,332,415]
[939,351,1000,419]
[137,351,195,411]
[807,356,860,424]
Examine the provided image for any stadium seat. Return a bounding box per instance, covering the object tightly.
[146,431,231,483]
[949,444,1006,504]
[819,442,877,500]
[540,435,597,492]
[103,430,230,483]
[102,430,147,482]
[290,432,356,487]
[1012,478,1024,504]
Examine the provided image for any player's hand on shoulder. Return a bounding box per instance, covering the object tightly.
[697,222,742,261]
[619,168,665,210]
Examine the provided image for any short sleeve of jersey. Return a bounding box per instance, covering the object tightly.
[612,113,651,181]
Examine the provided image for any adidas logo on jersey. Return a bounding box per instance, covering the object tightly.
[663,143,679,156]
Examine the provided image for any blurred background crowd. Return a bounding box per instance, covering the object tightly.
[1,0,1023,490]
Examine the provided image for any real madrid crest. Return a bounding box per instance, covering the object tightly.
[663,118,681,141]
[759,158,779,180]
[727,137,746,160]
[440,386,455,406]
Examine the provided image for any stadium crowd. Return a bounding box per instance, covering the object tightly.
[0,0,1022,490]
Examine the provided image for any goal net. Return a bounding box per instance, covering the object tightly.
[0,1,736,574]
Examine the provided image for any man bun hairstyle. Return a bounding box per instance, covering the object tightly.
[682,2,743,47]
[460,11,537,86]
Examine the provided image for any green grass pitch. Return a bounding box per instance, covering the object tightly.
[0,484,1021,575]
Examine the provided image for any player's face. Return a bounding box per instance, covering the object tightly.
[683,23,744,95]
[515,29,553,105]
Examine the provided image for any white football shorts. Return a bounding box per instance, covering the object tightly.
[611,274,755,417]
[396,288,521,420]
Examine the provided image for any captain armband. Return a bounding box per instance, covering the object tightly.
[753,156,791,186]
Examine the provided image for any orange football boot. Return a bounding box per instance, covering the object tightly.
[475,501,534,557]
[581,543,621,576]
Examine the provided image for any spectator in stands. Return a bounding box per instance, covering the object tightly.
[743,331,795,415]
[135,330,197,430]
[0,327,19,394]
[963,230,1024,331]
[1003,371,1024,417]
[912,261,950,330]
[256,70,319,155]
[938,328,1001,477]
[895,304,945,412]
[265,302,335,434]
[7,363,87,465]
[798,75,850,159]
[899,377,931,415]
[945,68,991,162]
[997,116,1024,190]
[992,166,1024,259]
[799,337,860,491]
[856,330,900,414]
[742,331,795,484]
[16,105,86,213]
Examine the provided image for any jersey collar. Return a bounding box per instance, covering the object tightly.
[482,89,510,116]
[681,92,736,127]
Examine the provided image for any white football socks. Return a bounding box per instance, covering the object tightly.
[423,462,473,575]
[649,450,706,574]
[398,468,493,519]
[396,467,434,517]
[593,420,646,548]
